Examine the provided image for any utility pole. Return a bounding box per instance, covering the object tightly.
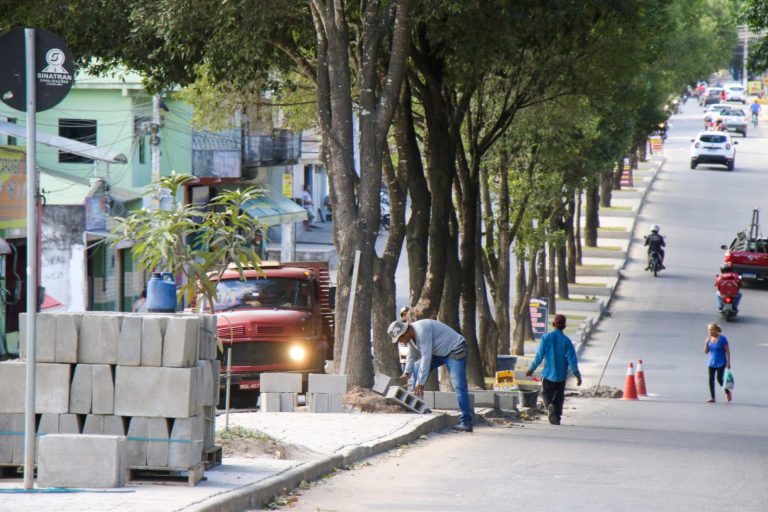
[151,94,162,208]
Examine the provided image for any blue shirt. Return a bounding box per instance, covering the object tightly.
[707,335,729,368]
[528,329,580,383]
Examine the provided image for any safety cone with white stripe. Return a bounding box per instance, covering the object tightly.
[636,359,648,396]
[622,362,639,400]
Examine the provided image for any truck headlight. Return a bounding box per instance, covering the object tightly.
[289,345,306,362]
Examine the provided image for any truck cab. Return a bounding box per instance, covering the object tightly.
[206,261,334,407]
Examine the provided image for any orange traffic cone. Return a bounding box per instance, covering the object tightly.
[636,359,648,396]
[622,362,639,400]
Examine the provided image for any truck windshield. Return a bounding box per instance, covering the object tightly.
[211,278,312,311]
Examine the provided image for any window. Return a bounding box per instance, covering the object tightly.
[59,118,96,163]
[134,116,150,164]
[6,117,16,146]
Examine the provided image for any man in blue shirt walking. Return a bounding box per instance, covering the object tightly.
[526,314,582,425]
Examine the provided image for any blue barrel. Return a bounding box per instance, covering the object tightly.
[146,272,177,313]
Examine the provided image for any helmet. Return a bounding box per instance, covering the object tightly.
[651,224,660,233]
[720,264,733,273]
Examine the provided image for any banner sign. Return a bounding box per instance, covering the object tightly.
[529,297,549,339]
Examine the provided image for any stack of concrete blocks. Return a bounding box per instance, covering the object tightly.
[307,374,347,413]
[0,311,219,486]
[420,391,475,411]
[385,386,428,414]
[260,373,302,412]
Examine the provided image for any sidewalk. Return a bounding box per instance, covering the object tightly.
[0,156,663,512]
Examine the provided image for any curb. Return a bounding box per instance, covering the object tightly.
[183,413,452,512]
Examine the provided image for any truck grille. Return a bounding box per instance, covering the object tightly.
[257,326,284,335]
[218,325,245,339]
[228,342,290,367]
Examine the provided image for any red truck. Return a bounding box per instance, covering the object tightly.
[208,261,334,407]
[721,209,768,281]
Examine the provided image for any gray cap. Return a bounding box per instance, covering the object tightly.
[387,319,409,343]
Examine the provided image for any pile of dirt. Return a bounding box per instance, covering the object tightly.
[216,425,289,459]
[344,385,404,413]
[578,385,624,398]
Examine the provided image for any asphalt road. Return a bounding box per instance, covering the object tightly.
[281,99,768,512]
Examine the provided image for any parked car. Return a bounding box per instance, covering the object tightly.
[724,84,747,103]
[716,108,749,137]
[690,131,737,170]
[722,209,768,281]
[703,103,731,124]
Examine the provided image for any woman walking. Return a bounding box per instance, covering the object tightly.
[704,323,731,403]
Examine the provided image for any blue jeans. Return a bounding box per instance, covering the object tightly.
[412,355,472,426]
[716,291,741,310]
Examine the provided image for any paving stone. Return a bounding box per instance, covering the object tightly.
[18,312,56,362]
[260,393,281,412]
[169,415,204,468]
[58,413,82,434]
[114,366,199,418]
[0,362,70,413]
[163,317,199,367]
[279,393,297,412]
[140,316,167,367]
[117,316,142,366]
[55,313,81,363]
[433,391,475,411]
[308,374,347,394]
[421,391,435,409]
[126,416,149,466]
[308,393,329,413]
[91,365,115,415]
[328,393,344,413]
[494,391,519,411]
[0,362,25,412]
[38,434,127,488]
[83,414,106,435]
[37,413,59,436]
[470,390,496,408]
[104,416,127,437]
[78,314,121,364]
[69,364,93,414]
[372,373,393,395]
[260,372,302,393]
[147,418,170,467]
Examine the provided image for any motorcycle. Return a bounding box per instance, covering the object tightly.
[380,195,390,231]
[719,294,738,322]
[646,250,663,277]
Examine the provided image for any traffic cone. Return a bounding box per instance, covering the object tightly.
[636,359,648,396]
[622,362,639,400]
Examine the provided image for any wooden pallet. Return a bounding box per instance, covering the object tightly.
[203,446,222,469]
[128,462,206,486]
[0,463,25,479]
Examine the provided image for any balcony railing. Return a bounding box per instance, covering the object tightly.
[191,129,300,178]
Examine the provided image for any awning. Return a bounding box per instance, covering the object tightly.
[243,193,307,226]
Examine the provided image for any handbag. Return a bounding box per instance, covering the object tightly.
[723,369,735,390]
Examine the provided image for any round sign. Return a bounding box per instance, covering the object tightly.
[0,27,74,112]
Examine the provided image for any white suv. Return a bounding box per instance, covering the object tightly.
[690,132,737,171]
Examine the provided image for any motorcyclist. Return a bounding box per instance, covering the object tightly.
[644,224,665,270]
[715,264,742,313]
[714,118,728,132]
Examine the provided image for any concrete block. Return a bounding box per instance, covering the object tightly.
[494,391,519,411]
[470,390,496,408]
[328,393,344,413]
[163,317,199,367]
[11,414,24,463]
[308,373,347,394]
[260,392,281,412]
[433,391,475,411]
[210,360,221,406]
[38,434,127,488]
[147,418,170,467]
[372,373,393,396]
[140,316,167,367]
[69,364,93,414]
[198,315,218,360]
[260,372,302,393]
[0,362,70,413]
[196,360,214,407]
[385,386,427,414]
[58,413,82,434]
[83,414,105,435]
[18,313,57,362]
[37,413,59,435]
[55,313,81,363]
[78,314,121,364]
[421,391,435,409]
[202,406,216,451]
[169,415,204,468]
[126,417,149,466]
[114,366,199,418]
[104,416,127,437]
[308,393,329,413]
[91,365,115,414]
[117,316,142,366]
[279,393,297,412]
[0,414,16,462]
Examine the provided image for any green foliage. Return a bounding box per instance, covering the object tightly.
[742,0,768,72]
[109,172,263,308]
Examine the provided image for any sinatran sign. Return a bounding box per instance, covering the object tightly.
[0,27,74,112]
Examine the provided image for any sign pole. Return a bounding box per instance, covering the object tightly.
[23,27,38,491]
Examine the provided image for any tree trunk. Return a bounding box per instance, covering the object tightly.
[535,246,547,298]
[512,249,536,356]
[565,196,577,284]
[547,236,557,314]
[585,179,599,247]
[557,216,569,299]
[493,162,512,357]
[575,188,583,263]
[612,158,623,190]
[476,242,499,377]
[599,170,612,208]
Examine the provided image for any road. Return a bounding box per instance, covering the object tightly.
[281,99,768,511]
